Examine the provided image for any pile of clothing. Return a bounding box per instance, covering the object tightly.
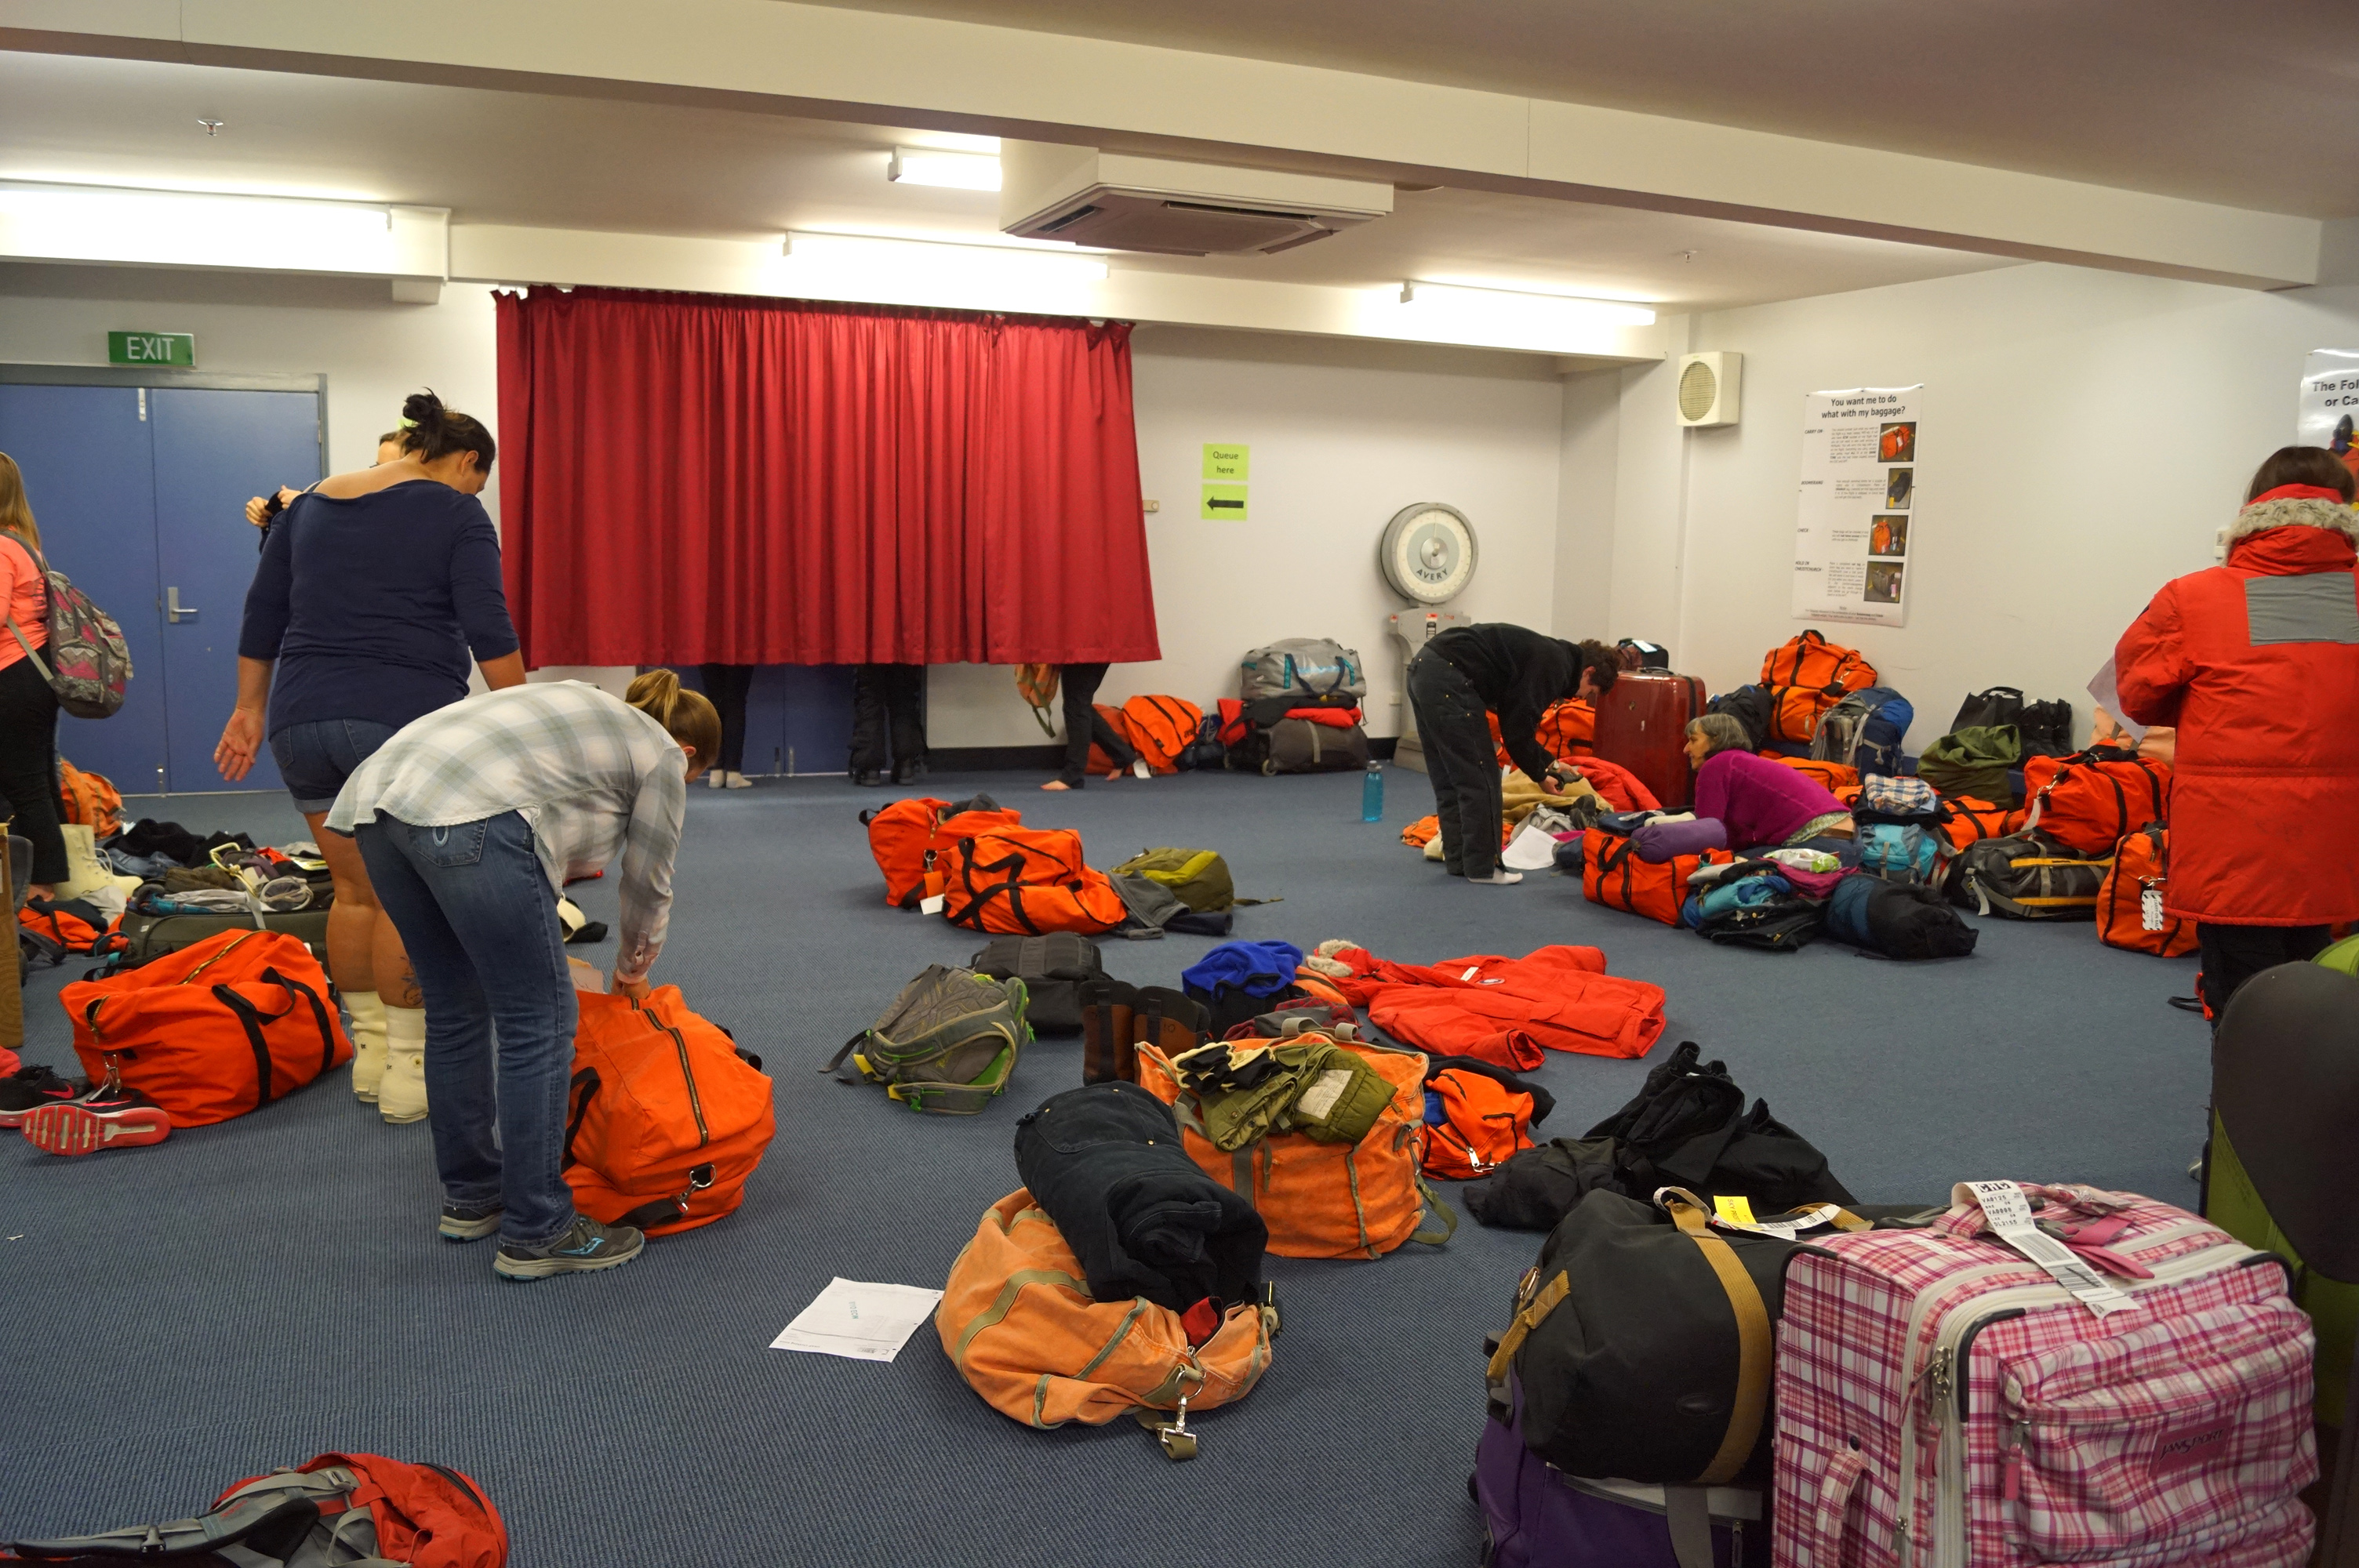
[120,836,330,918]
[1303,942,1667,1066]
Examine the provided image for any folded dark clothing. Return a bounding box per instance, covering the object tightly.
[203,831,257,855]
[1465,1135,1623,1231]
[1013,1082,1267,1314]
[118,818,208,866]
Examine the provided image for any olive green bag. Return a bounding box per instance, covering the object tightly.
[1916,723,2023,805]
[1112,848,1276,913]
[821,964,1031,1115]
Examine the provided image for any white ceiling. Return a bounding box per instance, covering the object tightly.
[800,0,2359,219]
[0,52,2014,313]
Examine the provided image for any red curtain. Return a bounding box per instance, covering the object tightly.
[494,287,1158,666]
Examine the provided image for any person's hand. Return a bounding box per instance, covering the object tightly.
[613,972,651,1001]
[1539,774,1565,795]
[214,708,264,782]
[245,495,271,528]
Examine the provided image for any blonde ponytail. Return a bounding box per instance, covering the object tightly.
[627,669,722,774]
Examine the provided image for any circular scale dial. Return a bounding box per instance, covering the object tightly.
[1379,502,1478,604]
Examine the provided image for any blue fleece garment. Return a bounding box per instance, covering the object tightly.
[1180,940,1307,999]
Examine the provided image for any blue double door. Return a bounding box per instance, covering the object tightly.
[0,379,324,795]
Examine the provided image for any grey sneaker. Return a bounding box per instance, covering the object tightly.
[493,1215,645,1281]
[438,1200,503,1243]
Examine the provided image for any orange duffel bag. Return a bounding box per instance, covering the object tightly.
[565,985,775,1235]
[1761,628,1877,692]
[860,794,1023,909]
[937,1189,1276,1451]
[1489,699,1596,768]
[1582,832,1733,926]
[1136,1032,1454,1260]
[1936,794,2024,853]
[940,827,1128,935]
[2021,744,2171,856]
[2096,822,2198,958]
[1771,755,1859,792]
[62,929,349,1127]
[1118,695,1204,775]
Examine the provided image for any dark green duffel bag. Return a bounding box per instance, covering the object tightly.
[1916,722,2022,804]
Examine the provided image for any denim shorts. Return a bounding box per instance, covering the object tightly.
[271,718,398,815]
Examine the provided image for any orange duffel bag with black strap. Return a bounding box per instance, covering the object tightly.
[937,1189,1276,1457]
[1136,1031,1455,1260]
[1761,628,1877,692]
[2021,744,2170,856]
[61,928,349,1126]
[940,826,1128,936]
[2096,822,2198,957]
[1118,695,1205,775]
[1936,794,2024,853]
[1583,832,1734,926]
[860,793,1023,909]
[565,985,775,1235]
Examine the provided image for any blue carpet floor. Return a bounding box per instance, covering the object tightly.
[0,768,2205,1565]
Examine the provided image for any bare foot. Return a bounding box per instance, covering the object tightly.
[1104,768,1122,782]
[1041,779,1074,791]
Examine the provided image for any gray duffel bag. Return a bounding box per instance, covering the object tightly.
[1239,637,1367,702]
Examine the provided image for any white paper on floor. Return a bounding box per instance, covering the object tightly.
[769,1277,945,1362]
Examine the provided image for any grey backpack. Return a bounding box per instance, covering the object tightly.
[1939,831,2108,920]
[823,964,1030,1114]
[1239,637,1366,702]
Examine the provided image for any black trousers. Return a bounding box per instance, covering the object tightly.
[1058,662,1136,786]
[697,664,754,774]
[1407,651,1502,878]
[849,663,927,775]
[0,654,66,884]
[2197,921,2331,1022]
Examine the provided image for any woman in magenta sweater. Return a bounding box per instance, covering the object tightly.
[1685,713,1854,851]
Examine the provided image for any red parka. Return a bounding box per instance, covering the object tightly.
[2115,499,2359,924]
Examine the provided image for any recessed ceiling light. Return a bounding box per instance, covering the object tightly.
[887,147,1001,192]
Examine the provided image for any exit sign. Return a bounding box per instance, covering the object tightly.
[108,331,195,367]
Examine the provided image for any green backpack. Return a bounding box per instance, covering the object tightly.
[1917,723,2023,805]
[823,964,1030,1115]
[2317,931,2359,977]
[1113,848,1237,913]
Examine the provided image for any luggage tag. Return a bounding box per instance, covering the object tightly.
[919,894,946,916]
[2139,885,2165,932]
[1954,1181,2137,1317]
[1708,1194,1847,1241]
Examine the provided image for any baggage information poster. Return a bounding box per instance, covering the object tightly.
[1793,384,1922,628]
[2298,349,2359,485]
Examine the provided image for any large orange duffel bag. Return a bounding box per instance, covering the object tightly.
[62,929,349,1126]
[1086,695,1206,775]
[940,826,1128,935]
[2021,744,2170,856]
[1582,832,1733,926]
[1488,699,1597,768]
[565,985,775,1235]
[1761,629,1876,692]
[1136,1033,1454,1260]
[1935,794,2024,853]
[937,1189,1276,1445]
[2095,822,2198,958]
[860,794,1023,909]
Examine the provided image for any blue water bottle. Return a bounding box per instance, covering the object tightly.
[1361,760,1384,822]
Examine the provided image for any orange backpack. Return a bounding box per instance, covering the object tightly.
[1118,695,1205,775]
[1770,756,1859,792]
[2022,745,2171,856]
[940,826,1129,936]
[1136,1033,1454,1260]
[62,929,350,1126]
[564,985,776,1235]
[1013,662,1061,733]
[2096,822,2198,958]
[1421,1068,1536,1180]
[1582,833,1734,926]
[937,1189,1277,1448]
[860,795,1024,909]
[20,895,125,957]
[213,1454,509,1568]
[56,757,122,840]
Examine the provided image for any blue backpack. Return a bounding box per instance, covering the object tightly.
[1809,685,1914,775]
[1856,822,1939,884]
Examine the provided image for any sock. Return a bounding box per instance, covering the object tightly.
[385,1004,427,1054]
[343,989,387,1051]
[1467,869,1523,886]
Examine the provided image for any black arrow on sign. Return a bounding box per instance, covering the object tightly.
[1206,497,1245,510]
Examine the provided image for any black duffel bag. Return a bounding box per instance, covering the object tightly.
[969,932,1104,1035]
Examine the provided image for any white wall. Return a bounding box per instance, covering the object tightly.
[932,325,1569,746]
[1596,263,2359,749]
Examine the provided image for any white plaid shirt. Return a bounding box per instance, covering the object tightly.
[328,681,687,982]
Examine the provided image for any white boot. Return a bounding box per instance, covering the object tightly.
[378,1006,430,1124]
[343,989,388,1102]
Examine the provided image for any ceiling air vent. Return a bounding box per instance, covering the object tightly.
[1001,143,1391,257]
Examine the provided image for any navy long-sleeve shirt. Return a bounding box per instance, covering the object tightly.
[1430,622,1585,784]
[238,480,520,737]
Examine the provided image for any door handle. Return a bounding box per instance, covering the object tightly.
[166,586,198,622]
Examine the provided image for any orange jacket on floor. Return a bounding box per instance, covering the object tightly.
[1323,945,1667,1065]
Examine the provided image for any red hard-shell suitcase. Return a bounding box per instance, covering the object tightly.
[1593,671,1707,809]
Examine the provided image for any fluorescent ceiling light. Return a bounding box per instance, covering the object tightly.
[888,147,1002,191]
[782,230,1107,288]
[1399,280,1656,328]
[0,180,442,277]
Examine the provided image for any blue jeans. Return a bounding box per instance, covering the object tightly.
[354,811,579,1246]
[273,719,398,815]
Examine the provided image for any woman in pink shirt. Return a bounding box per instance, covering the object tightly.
[1685,712,1855,851]
[0,452,66,894]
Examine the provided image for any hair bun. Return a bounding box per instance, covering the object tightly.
[402,390,447,428]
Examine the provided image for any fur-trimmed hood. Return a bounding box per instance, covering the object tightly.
[2229,493,2359,546]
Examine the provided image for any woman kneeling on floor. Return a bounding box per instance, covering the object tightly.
[1684,713,1856,855]
[325,672,718,1282]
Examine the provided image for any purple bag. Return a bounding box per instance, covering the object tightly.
[1631,817,1727,864]
[1475,1373,1761,1568]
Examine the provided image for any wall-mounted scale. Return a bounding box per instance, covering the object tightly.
[1377,502,1478,773]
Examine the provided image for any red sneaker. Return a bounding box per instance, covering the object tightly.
[20,1084,173,1156]
[0,1065,86,1128]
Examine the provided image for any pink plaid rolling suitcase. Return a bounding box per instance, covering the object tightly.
[1772,1181,2317,1568]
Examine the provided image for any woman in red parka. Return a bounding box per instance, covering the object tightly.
[2115,446,2359,1018]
